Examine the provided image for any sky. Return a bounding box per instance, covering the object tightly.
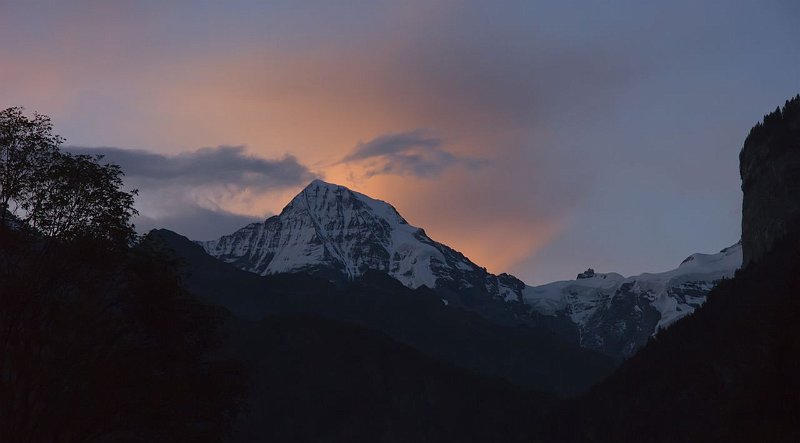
[1,1,799,284]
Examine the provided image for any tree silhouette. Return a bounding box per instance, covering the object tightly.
[0,107,62,226]
[0,107,137,245]
[24,153,137,244]
[0,108,243,442]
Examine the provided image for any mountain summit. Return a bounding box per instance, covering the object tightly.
[201,180,525,301]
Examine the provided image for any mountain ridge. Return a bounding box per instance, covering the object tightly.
[524,241,741,357]
[152,228,616,395]
[199,179,741,358]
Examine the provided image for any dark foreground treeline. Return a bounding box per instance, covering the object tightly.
[0,226,244,442]
[0,107,244,442]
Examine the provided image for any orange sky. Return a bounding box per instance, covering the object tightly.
[0,13,576,275]
[139,49,571,272]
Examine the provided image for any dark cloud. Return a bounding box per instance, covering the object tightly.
[134,204,264,241]
[63,145,314,240]
[65,145,315,190]
[343,130,441,161]
[342,130,485,178]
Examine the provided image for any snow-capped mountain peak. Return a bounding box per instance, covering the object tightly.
[676,241,742,272]
[289,179,408,226]
[200,180,523,299]
[523,242,742,357]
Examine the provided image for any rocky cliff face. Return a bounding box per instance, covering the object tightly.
[740,94,800,266]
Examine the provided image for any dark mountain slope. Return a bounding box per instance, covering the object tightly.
[0,226,244,442]
[223,314,552,443]
[549,230,800,442]
[147,229,616,396]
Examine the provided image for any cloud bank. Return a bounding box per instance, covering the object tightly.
[66,145,314,189]
[65,145,316,239]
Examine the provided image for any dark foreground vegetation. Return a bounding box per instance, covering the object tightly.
[0,108,243,441]
[546,227,800,442]
[0,227,245,442]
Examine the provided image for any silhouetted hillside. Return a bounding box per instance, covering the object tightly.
[224,314,553,442]
[0,222,245,442]
[147,229,616,397]
[547,227,800,442]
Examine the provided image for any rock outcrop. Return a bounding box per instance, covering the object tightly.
[740,94,800,266]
